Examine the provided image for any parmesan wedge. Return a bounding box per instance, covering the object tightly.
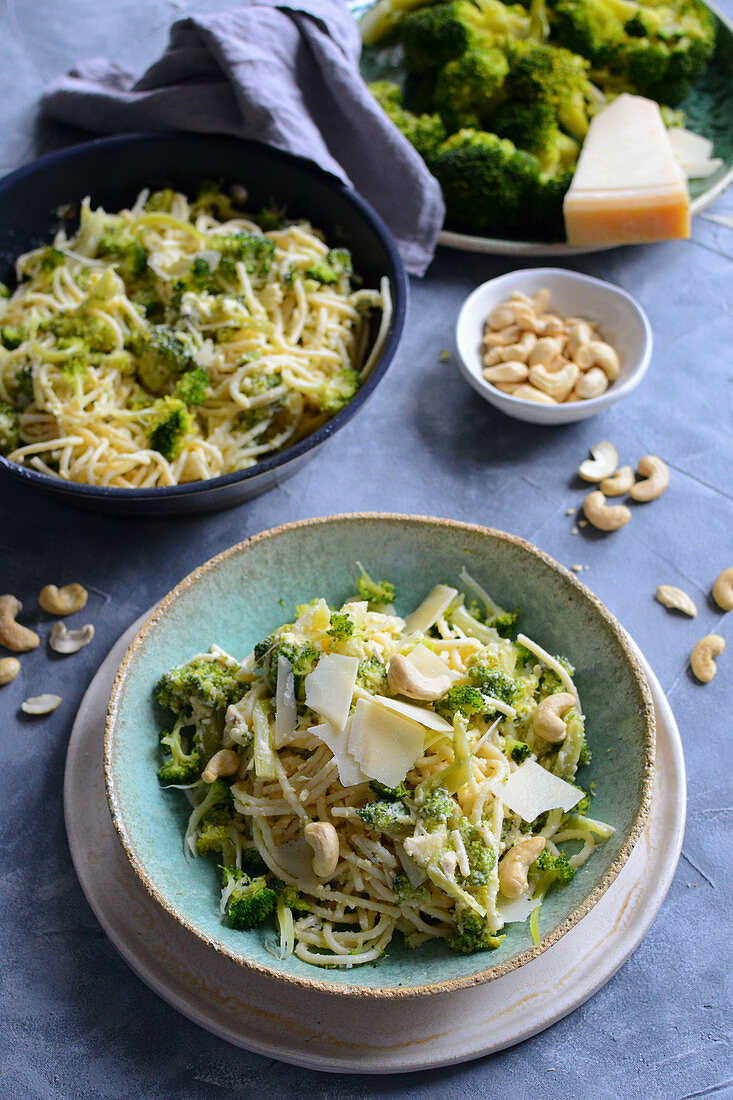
[493,759,582,821]
[564,94,690,246]
[404,584,458,635]
[304,652,359,730]
[348,698,425,787]
[310,719,368,787]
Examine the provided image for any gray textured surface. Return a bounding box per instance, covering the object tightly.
[0,2,731,1097]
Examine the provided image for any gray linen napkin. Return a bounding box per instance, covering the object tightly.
[40,0,444,276]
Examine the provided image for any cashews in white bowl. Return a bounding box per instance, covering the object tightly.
[454,268,653,425]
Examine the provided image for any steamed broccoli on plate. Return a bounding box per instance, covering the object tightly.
[363,0,717,239]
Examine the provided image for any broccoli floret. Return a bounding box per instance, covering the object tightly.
[456,817,496,886]
[186,256,215,294]
[157,718,201,785]
[0,281,9,298]
[538,655,575,698]
[433,48,509,131]
[534,847,576,893]
[156,657,243,714]
[254,204,287,231]
[98,227,148,286]
[357,799,414,838]
[468,666,518,705]
[418,786,455,824]
[503,41,600,142]
[39,246,65,275]
[574,786,592,814]
[370,779,410,801]
[241,848,269,877]
[434,684,487,721]
[488,607,521,639]
[356,565,396,607]
[356,656,390,695]
[399,0,529,75]
[327,612,355,641]
[0,401,19,456]
[314,367,361,413]
[272,878,311,913]
[220,866,276,930]
[173,367,209,408]
[132,325,196,395]
[447,911,505,954]
[194,821,247,864]
[192,181,241,220]
[207,232,275,287]
[393,873,429,903]
[42,311,117,355]
[14,366,34,404]
[578,737,593,767]
[1,326,26,350]
[146,396,194,461]
[304,248,354,286]
[146,188,175,213]
[369,81,448,160]
[504,737,532,764]
[254,635,318,692]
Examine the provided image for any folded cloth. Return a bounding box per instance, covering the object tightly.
[40,0,444,275]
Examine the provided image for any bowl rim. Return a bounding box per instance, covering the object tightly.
[0,132,408,501]
[454,267,653,420]
[104,511,656,999]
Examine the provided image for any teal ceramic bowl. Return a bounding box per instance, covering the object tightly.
[105,514,655,997]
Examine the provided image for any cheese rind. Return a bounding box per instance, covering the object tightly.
[564,94,690,246]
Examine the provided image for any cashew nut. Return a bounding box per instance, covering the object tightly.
[0,657,20,685]
[629,455,670,502]
[712,567,733,612]
[49,621,95,654]
[532,692,576,743]
[583,490,631,531]
[528,336,564,368]
[511,383,557,405]
[536,313,565,336]
[483,324,521,348]
[498,836,546,898]
[202,748,240,783]
[600,466,635,496]
[578,442,618,482]
[0,595,40,652]
[574,367,608,400]
[690,634,725,683]
[495,382,520,394]
[566,321,594,358]
[531,288,551,314]
[529,361,579,402]
[656,585,697,617]
[496,331,537,363]
[483,361,529,384]
[39,583,88,616]
[590,341,620,381]
[303,821,340,879]
[22,693,62,715]
[387,654,452,701]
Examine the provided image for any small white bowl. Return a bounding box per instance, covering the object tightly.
[455,268,653,424]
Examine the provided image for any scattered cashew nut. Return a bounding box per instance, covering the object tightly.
[629,456,669,502]
[0,595,40,652]
[690,634,725,683]
[22,693,62,715]
[498,836,546,898]
[202,748,240,783]
[303,821,340,879]
[532,692,576,743]
[600,466,635,496]
[387,654,452,701]
[578,442,618,482]
[39,583,88,616]
[656,586,697,617]
[583,490,631,532]
[49,621,95,654]
[0,656,21,685]
[712,567,733,612]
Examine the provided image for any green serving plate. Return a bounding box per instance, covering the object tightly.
[354,0,733,255]
[105,514,655,997]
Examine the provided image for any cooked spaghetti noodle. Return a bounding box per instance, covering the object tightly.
[155,567,613,969]
[0,185,390,487]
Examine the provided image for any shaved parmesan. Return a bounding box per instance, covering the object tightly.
[681,159,723,179]
[667,127,714,164]
[404,584,458,635]
[405,643,459,682]
[394,841,427,887]
[372,695,454,732]
[274,656,296,747]
[348,698,425,787]
[310,719,368,787]
[497,894,542,924]
[493,759,582,821]
[516,634,579,706]
[304,652,358,730]
[458,567,503,617]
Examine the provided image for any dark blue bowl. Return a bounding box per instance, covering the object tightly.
[0,133,408,515]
